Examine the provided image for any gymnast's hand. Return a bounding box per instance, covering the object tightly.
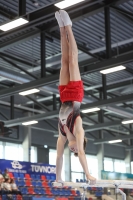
[55,179,64,186]
[86,174,96,185]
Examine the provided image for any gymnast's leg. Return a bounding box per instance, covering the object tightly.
[55,11,70,85]
[59,10,81,81]
[55,11,69,183]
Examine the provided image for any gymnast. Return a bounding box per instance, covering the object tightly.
[55,10,96,184]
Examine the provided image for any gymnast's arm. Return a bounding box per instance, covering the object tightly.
[75,117,95,181]
[56,132,67,182]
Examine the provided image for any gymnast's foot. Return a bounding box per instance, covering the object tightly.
[87,174,96,185]
[55,179,64,186]
[55,11,64,27]
[59,10,72,27]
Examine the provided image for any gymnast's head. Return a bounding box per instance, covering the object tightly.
[68,137,88,157]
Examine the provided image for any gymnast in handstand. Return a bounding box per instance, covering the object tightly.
[55,10,96,184]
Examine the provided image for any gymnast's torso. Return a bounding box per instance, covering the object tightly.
[58,101,81,137]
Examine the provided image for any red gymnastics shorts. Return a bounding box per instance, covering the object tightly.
[58,80,84,103]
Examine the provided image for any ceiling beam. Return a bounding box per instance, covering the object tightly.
[81,93,133,110]
[0,100,44,114]
[3,109,123,129]
[0,74,59,99]
[1,56,38,80]
[94,134,133,144]
[110,43,133,59]
[0,50,132,99]
[25,96,50,112]
[111,5,133,18]
[0,0,125,50]
[103,129,128,146]
[0,82,9,88]
[4,110,59,127]
[104,105,133,118]
[84,121,122,132]
[111,6,133,30]
[126,146,133,151]
[104,127,129,135]
[0,2,104,40]
[0,5,16,19]
[114,0,130,5]
[126,67,133,75]
[0,30,40,51]
[80,51,133,74]
[0,52,38,67]
[0,112,9,120]
[107,80,133,92]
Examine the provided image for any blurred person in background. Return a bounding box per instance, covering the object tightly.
[10,179,22,195]
[0,175,5,195]
[3,178,12,194]
[3,169,10,179]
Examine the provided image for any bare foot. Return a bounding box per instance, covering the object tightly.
[86,174,96,185]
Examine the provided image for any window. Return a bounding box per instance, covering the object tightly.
[71,153,83,172]
[71,154,98,181]
[71,153,84,182]
[31,146,37,163]
[86,155,98,179]
[104,158,114,172]
[104,158,126,173]
[114,159,126,173]
[0,141,3,159]
[49,149,65,180]
[71,172,84,182]
[5,143,23,161]
[0,142,37,162]
[49,149,57,166]
[131,162,133,174]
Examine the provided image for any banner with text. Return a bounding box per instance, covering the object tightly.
[0,159,56,176]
